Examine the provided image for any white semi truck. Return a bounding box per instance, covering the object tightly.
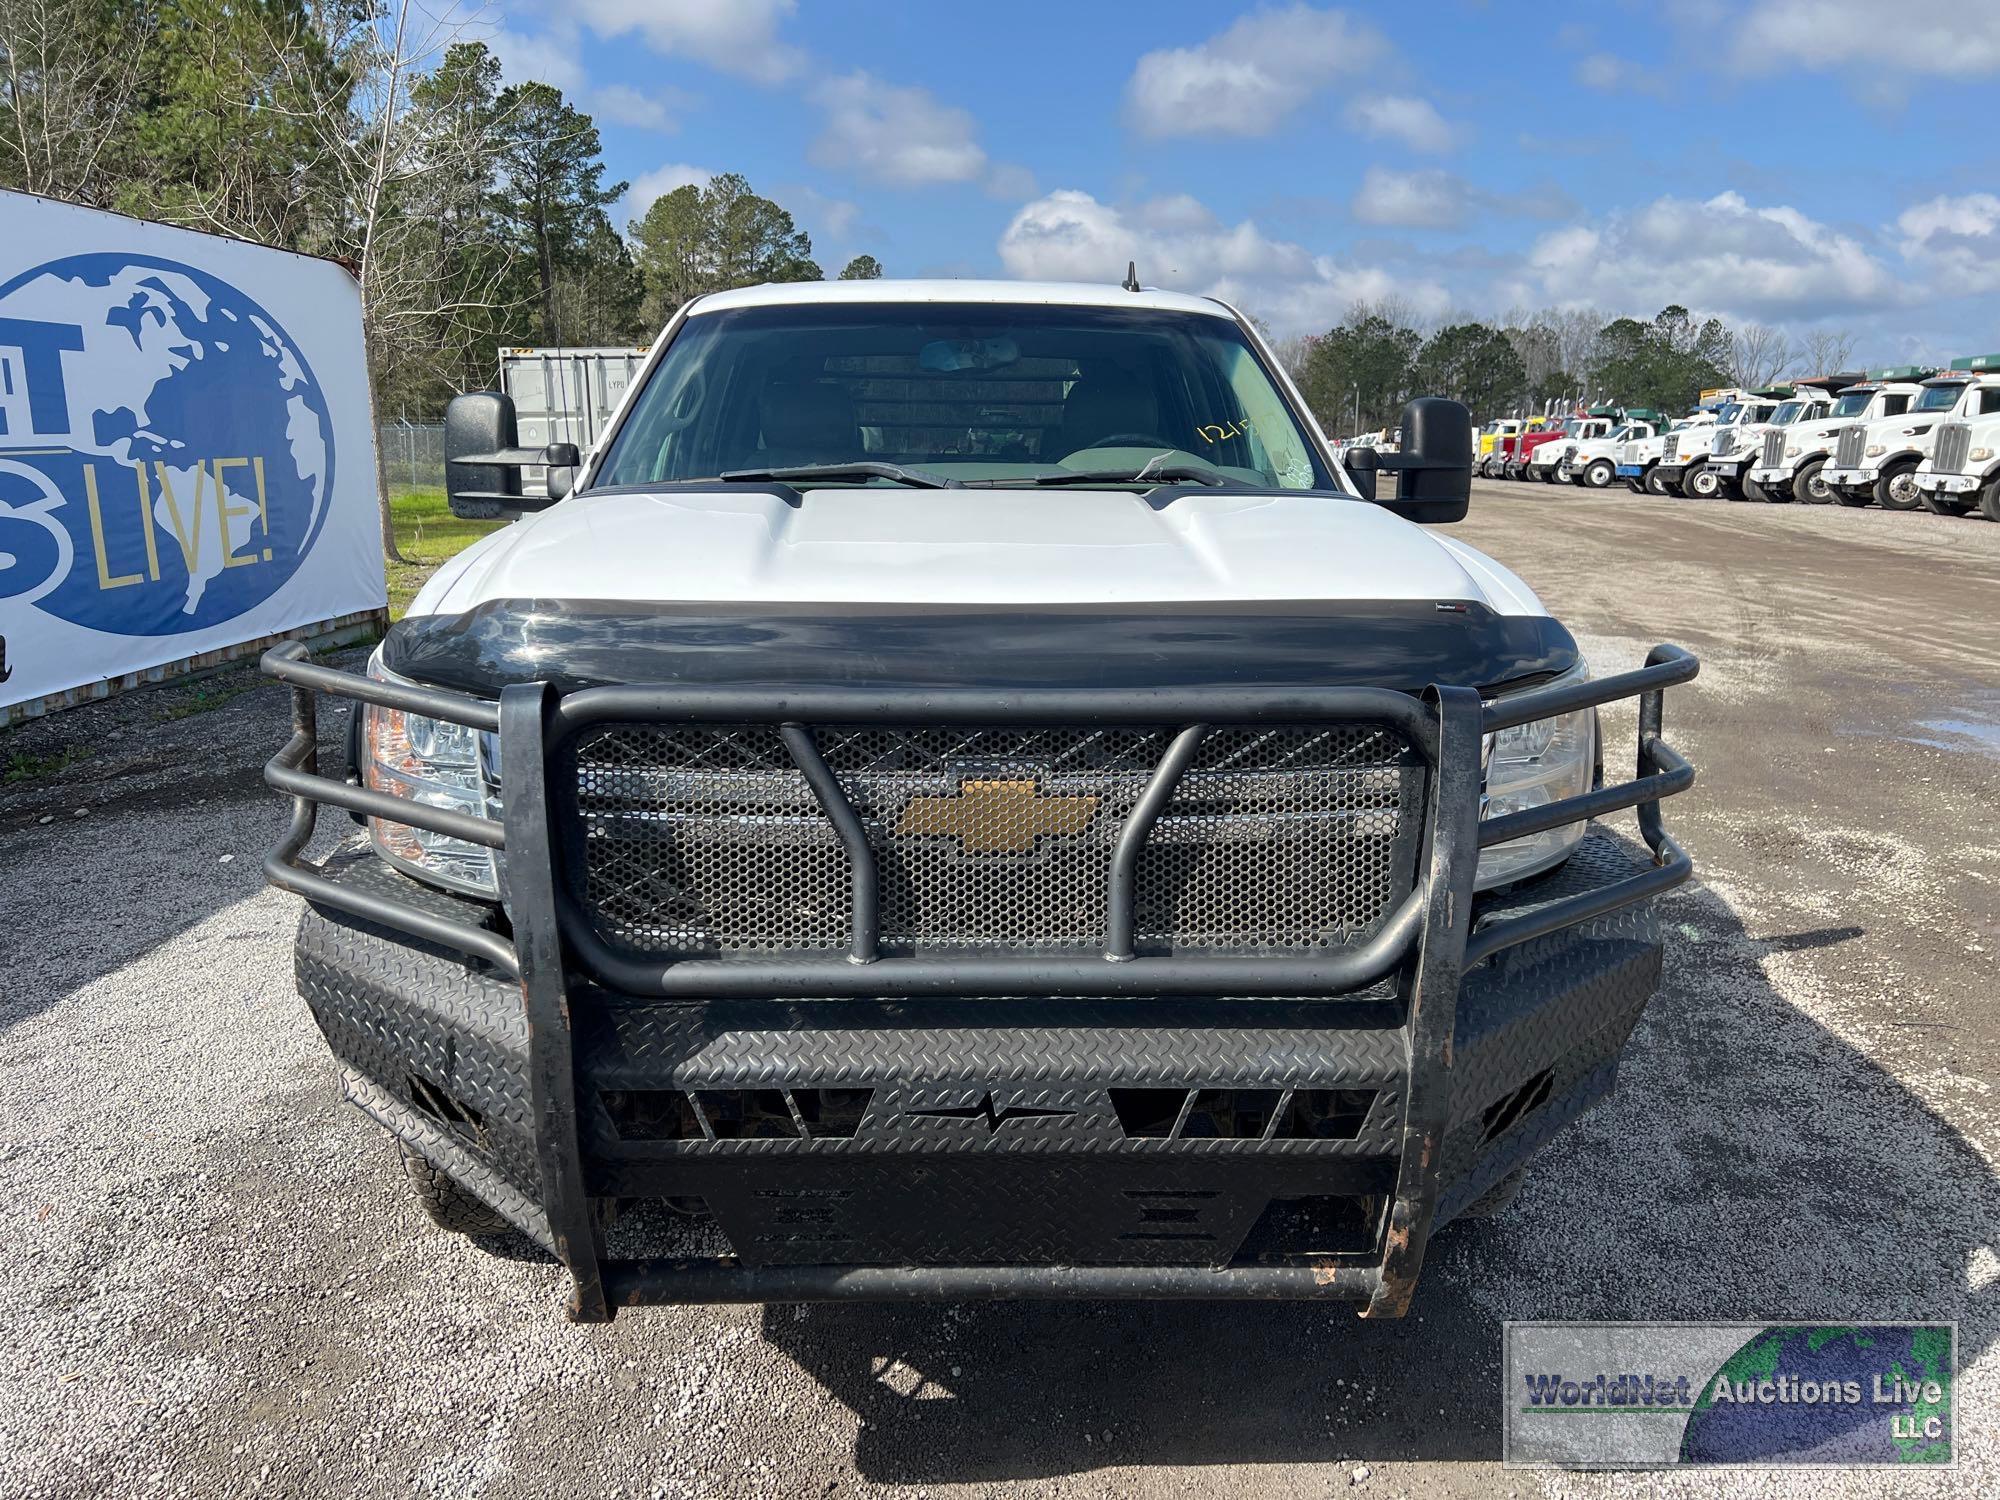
[1743,371,1932,504]
[1820,362,2000,510]
[1652,388,1787,499]
[1913,353,2000,519]
[1616,413,1715,497]
[1557,413,1664,489]
[1706,378,1843,502]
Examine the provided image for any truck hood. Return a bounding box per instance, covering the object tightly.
[414,486,1540,616]
[389,486,1576,697]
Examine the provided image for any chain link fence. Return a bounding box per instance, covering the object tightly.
[380,420,446,494]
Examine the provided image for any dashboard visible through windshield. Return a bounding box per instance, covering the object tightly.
[591,302,1334,491]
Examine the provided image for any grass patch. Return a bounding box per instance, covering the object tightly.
[386,486,503,619]
[157,677,258,720]
[5,744,92,785]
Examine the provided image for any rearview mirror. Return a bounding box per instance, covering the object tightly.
[444,392,571,520]
[1348,397,1471,523]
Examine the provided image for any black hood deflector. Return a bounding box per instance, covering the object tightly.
[382,598,1579,699]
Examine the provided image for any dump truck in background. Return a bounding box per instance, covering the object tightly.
[498,346,649,496]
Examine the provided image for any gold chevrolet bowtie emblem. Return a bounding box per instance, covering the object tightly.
[895,778,1100,854]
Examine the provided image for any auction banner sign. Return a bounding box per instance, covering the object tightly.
[0,191,386,716]
[1505,1322,1955,1469]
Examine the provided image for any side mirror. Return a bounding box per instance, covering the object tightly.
[443,392,571,520]
[1346,397,1471,523]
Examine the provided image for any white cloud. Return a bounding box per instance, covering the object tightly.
[1573,52,1664,96]
[809,72,987,187]
[997,188,1448,335]
[619,163,712,233]
[1343,95,1456,153]
[487,24,587,94]
[1123,5,1390,140]
[592,82,689,131]
[1524,191,1899,322]
[1352,167,1473,230]
[984,163,1040,203]
[1733,0,2000,76]
[571,0,805,83]
[1897,193,2000,293]
[780,184,864,244]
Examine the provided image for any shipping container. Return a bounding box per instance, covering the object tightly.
[498,346,649,494]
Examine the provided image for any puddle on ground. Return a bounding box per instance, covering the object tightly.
[1840,689,2000,762]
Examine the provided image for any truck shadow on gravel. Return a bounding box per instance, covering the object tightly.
[756,877,1998,1482]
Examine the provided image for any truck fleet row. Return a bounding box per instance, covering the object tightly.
[1476,359,2000,521]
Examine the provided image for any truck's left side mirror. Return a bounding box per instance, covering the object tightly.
[444,392,566,520]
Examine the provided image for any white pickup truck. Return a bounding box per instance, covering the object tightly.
[1821,365,2000,510]
[1744,374,1929,504]
[254,277,1698,1321]
[1914,354,2000,519]
[1653,389,1785,500]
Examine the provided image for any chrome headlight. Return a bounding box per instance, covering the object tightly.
[1864,443,1886,458]
[1784,445,1801,458]
[1477,665,1597,891]
[1972,447,1994,462]
[363,659,501,896]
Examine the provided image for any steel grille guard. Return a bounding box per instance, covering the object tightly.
[260,639,1697,1319]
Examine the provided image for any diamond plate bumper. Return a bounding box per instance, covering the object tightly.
[262,643,1696,1319]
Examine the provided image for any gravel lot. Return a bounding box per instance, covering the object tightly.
[1,485,1995,1499]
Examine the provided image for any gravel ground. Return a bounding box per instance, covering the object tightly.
[0,486,1994,1498]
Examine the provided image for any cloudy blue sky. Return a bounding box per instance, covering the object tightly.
[481,0,2000,361]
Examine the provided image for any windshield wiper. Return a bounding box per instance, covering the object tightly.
[717,461,959,488]
[966,462,1242,489]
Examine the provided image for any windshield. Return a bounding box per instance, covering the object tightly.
[592,302,1332,491]
[1830,393,1872,418]
[1916,382,1968,413]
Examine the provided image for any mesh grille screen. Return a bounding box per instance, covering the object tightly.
[567,723,1416,959]
[1761,430,1785,469]
[1835,425,1865,468]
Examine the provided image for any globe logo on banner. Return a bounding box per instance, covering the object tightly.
[0,252,336,636]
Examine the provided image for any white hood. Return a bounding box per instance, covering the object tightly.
[413,487,1547,618]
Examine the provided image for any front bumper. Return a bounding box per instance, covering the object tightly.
[260,644,1698,1320]
[1746,465,1792,487]
[1615,463,1646,478]
[1706,454,1748,476]
[1921,472,1980,494]
[1820,467,1878,489]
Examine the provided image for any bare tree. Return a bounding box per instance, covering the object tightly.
[0,0,143,204]
[266,0,520,563]
[1794,328,1859,378]
[1729,323,1795,388]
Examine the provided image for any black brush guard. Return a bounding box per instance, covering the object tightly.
[262,643,1697,1320]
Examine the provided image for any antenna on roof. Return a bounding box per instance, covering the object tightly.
[1121,260,1141,293]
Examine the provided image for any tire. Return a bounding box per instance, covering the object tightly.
[1737,474,1765,502]
[1642,465,1672,497]
[1584,459,1615,489]
[1683,461,1720,499]
[1981,476,2000,523]
[1795,457,1834,504]
[1873,459,1923,511]
[1458,1166,1528,1220]
[398,1140,511,1236]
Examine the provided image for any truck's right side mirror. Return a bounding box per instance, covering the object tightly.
[444,391,565,521]
[1383,396,1472,523]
